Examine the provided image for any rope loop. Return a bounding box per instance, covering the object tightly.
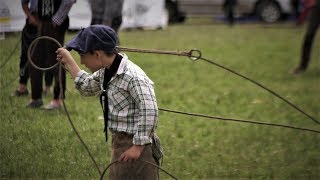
[188,49,202,61]
[27,36,62,71]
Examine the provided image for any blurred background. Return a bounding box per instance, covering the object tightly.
[0,0,301,33]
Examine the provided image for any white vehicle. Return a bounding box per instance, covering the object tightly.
[179,0,293,23]
[237,0,292,22]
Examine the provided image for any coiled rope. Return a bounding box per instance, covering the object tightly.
[28,36,102,176]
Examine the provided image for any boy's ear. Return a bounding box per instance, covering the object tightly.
[93,50,102,58]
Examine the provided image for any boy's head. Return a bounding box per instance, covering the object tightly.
[66,25,118,54]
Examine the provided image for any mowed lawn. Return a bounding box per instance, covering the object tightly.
[1,20,319,179]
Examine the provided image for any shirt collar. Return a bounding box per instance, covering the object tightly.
[116,53,128,75]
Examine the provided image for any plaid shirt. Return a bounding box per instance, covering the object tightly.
[74,54,158,145]
[21,0,75,25]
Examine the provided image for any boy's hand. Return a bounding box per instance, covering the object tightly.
[118,145,145,162]
[56,48,81,79]
[56,48,73,65]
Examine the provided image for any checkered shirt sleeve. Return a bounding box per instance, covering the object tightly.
[52,0,75,26]
[74,70,102,96]
[129,76,158,145]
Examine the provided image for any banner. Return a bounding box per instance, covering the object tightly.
[0,0,167,32]
[121,0,167,30]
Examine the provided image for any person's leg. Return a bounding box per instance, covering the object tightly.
[12,19,37,96]
[110,0,124,33]
[89,0,105,24]
[299,7,320,70]
[44,70,54,96]
[111,16,123,34]
[291,6,320,74]
[43,22,66,109]
[28,41,44,107]
[103,0,124,32]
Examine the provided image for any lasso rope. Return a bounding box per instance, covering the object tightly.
[0,38,21,70]
[117,46,320,126]
[28,36,102,176]
[159,108,320,134]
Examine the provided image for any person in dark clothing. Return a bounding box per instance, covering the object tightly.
[223,0,237,25]
[89,0,124,34]
[291,0,319,74]
[25,0,75,109]
[291,0,301,19]
[11,0,53,97]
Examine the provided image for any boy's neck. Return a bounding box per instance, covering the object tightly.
[104,54,117,69]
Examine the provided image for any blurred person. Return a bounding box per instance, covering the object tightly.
[296,0,316,25]
[56,25,163,179]
[291,0,319,74]
[26,0,76,109]
[43,71,53,96]
[223,0,237,26]
[89,0,124,34]
[11,0,54,97]
[89,0,104,25]
[291,0,301,19]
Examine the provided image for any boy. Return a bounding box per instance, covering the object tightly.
[56,25,162,179]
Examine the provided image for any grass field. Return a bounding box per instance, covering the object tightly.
[1,20,320,179]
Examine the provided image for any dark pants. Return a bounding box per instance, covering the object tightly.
[223,0,237,25]
[299,5,320,70]
[20,18,53,86]
[109,132,159,180]
[19,19,37,85]
[29,21,66,100]
[89,0,123,34]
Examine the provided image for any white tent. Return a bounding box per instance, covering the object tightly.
[0,0,167,33]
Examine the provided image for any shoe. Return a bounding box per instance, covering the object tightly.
[290,66,306,75]
[26,99,43,108]
[11,89,29,97]
[43,102,62,110]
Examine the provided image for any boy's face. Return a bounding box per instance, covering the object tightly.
[78,52,101,72]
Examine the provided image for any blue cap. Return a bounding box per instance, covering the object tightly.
[66,25,118,53]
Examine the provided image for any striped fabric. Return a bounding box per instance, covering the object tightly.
[21,0,75,25]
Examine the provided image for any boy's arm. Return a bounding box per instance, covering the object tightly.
[52,0,76,26]
[118,145,145,162]
[56,48,101,96]
[130,77,158,145]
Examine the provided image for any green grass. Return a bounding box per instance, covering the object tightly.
[1,21,320,179]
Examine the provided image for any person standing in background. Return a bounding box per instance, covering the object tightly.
[89,0,124,34]
[296,0,316,25]
[26,0,76,109]
[11,0,53,97]
[223,0,237,26]
[291,0,319,74]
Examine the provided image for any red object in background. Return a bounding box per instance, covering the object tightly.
[297,0,316,25]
